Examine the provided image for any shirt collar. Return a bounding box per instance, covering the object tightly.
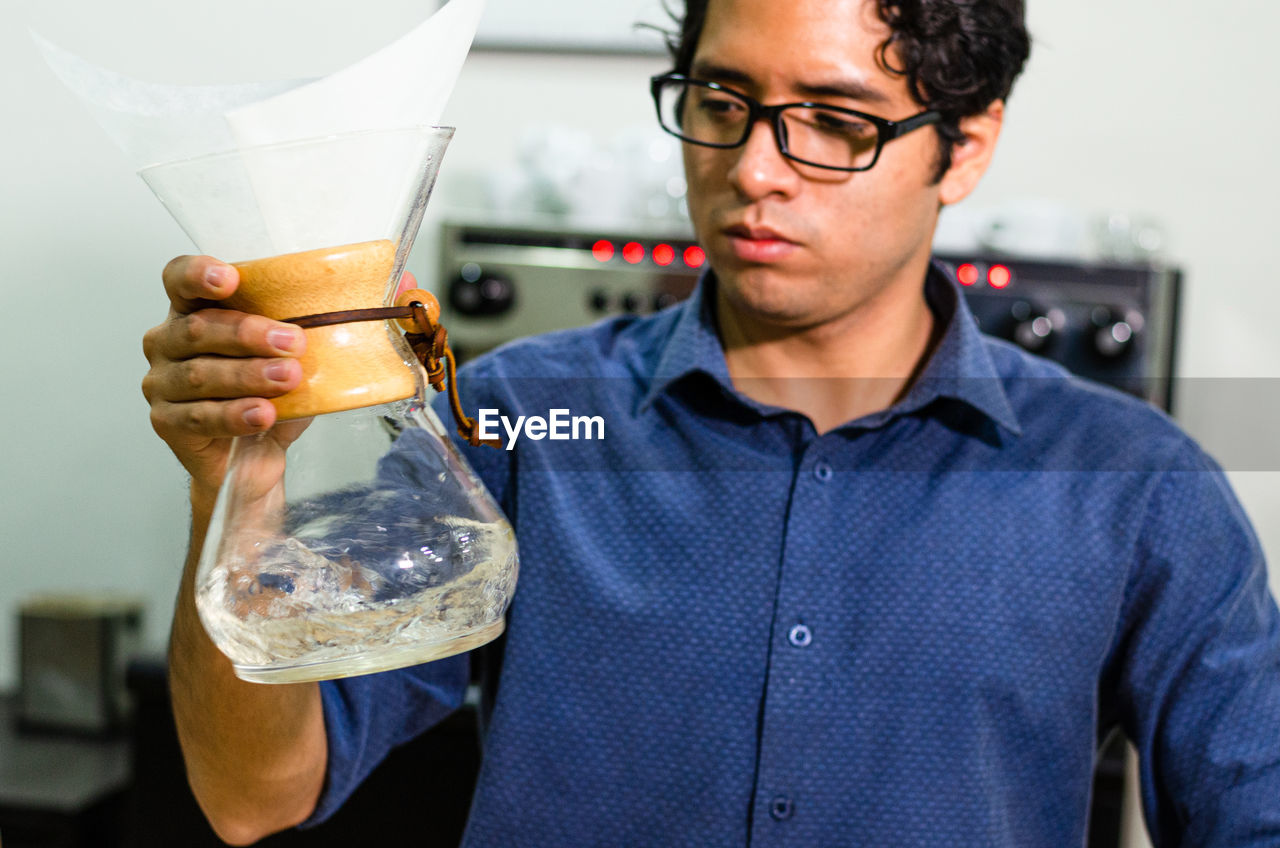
[641,261,1022,436]
[642,269,731,410]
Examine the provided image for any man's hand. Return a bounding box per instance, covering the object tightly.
[147,255,328,844]
[141,255,308,507]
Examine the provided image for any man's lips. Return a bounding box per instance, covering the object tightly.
[722,224,800,263]
[724,223,794,241]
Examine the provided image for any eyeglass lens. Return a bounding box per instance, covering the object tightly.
[657,79,881,170]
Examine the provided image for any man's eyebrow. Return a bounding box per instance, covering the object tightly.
[795,79,891,106]
[689,61,892,106]
[689,61,755,87]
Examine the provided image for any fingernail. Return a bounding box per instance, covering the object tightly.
[265,360,291,382]
[268,328,300,352]
[243,406,266,428]
[204,266,231,292]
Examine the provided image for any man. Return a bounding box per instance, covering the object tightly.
[142,0,1280,845]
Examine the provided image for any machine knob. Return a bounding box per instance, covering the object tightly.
[621,292,645,313]
[1091,306,1141,358]
[1010,301,1062,353]
[588,290,611,313]
[448,264,516,317]
[652,292,680,311]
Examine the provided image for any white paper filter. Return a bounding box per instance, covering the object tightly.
[35,0,485,258]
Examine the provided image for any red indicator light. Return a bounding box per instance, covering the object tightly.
[988,264,1012,289]
[623,242,645,264]
[684,245,707,269]
[653,244,675,266]
[957,263,979,286]
[592,240,615,262]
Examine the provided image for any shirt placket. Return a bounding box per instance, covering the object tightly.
[750,437,840,846]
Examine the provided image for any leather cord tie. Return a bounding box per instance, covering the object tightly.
[284,295,502,449]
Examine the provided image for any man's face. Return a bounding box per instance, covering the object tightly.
[683,0,950,332]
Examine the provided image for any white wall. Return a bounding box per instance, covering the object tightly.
[0,3,1275,841]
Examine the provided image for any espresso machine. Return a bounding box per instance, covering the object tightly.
[436,219,1180,409]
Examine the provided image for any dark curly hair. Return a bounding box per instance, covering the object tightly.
[662,0,1031,181]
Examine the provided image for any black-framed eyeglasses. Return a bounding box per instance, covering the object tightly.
[650,72,941,173]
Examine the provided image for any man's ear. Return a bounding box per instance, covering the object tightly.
[938,100,1005,206]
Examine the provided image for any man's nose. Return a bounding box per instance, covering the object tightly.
[727,118,800,201]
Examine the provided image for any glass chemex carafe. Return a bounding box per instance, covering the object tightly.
[140,127,518,683]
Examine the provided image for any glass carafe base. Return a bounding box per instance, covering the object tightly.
[232,618,505,684]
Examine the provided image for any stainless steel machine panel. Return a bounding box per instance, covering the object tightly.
[438,220,1180,410]
[438,222,702,358]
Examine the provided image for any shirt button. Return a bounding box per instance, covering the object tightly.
[813,460,834,482]
[788,624,812,647]
[770,795,795,821]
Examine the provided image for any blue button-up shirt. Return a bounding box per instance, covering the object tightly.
[309,264,1280,846]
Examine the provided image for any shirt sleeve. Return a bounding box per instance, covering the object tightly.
[303,655,470,825]
[429,354,518,517]
[1114,448,1280,845]
[303,362,517,827]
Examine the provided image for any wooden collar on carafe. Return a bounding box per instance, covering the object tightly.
[284,289,502,449]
